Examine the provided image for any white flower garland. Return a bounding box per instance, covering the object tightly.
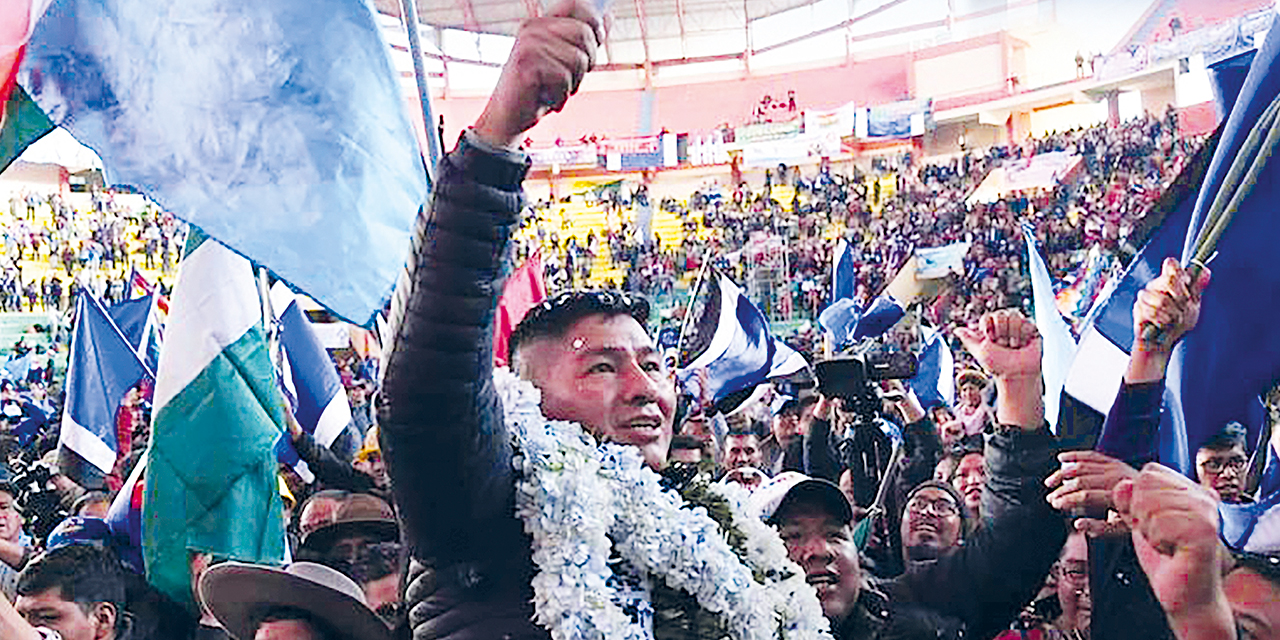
[496,368,833,640]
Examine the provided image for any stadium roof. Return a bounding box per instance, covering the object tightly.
[375,0,894,71]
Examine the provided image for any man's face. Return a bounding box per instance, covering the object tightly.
[900,487,963,561]
[1055,532,1091,633]
[958,383,982,408]
[772,406,808,448]
[1195,445,1248,503]
[723,434,762,471]
[0,490,24,543]
[776,501,861,625]
[1225,567,1280,640]
[523,314,676,469]
[16,587,113,640]
[951,453,985,516]
[255,618,325,640]
[355,452,388,490]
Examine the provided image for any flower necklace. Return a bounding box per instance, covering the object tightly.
[496,369,832,640]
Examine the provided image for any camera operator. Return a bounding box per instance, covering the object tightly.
[0,481,34,602]
[804,377,947,578]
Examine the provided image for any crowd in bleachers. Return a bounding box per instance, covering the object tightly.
[522,108,1199,365]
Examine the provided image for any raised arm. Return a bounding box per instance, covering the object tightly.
[377,0,600,569]
[1097,257,1210,465]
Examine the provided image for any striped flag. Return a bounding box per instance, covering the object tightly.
[678,269,808,402]
[270,281,352,483]
[143,232,286,608]
[59,293,152,479]
[1023,222,1078,431]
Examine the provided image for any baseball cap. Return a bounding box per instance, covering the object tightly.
[749,472,853,524]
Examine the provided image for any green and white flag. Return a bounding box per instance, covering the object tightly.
[143,231,286,608]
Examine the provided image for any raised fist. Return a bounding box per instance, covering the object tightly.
[473,0,603,149]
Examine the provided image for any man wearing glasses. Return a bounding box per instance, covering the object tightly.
[1194,422,1250,504]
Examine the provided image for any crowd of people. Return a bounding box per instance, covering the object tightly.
[0,2,1270,640]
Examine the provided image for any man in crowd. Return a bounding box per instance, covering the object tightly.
[753,308,1073,640]
[12,545,130,640]
[201,561,392,640]
[1193,422,1250,504]
[296,491,398,568]
[722,424,765,473]
[762,394,816,475]
[0,482,33,601]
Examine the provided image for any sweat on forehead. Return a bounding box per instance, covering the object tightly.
[508,290,651,363]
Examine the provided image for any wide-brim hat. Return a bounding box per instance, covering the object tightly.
[201,561,392,640]
[299,493,399,553]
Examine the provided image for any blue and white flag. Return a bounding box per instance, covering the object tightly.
[60,293,153,476]
[819,296,906,348]
[270,282,352,482]
[831,238,857,304]
[678,271,808,402]
[1069,13,1280,490]
[19,0,427,326]
[914,241,970,279]
[107,291,162,371]
[908,324,954,410]
[1023,222,1078,431]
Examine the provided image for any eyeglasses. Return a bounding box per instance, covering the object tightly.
[905,496,960,517]
[1198,456,1247,475]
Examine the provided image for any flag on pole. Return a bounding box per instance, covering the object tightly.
[1070,13,1280,484]
[107,291,162,371]
[18,0,427,326]
[677,270,808,402]
[143,232,286,608]
[1023,222,1077,431]
[270,281,352,482]
[493,251,547,368]
[127,266,154,298]
[59,293,152,478]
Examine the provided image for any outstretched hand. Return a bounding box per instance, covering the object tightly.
[955,309,1042,380]
[474,0,603,148]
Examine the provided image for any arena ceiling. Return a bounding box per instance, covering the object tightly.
[374,0,871,70]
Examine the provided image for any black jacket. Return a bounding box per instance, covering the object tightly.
[378,132,546,640]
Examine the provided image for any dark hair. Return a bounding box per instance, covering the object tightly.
[1201,422,1248,452]
[1233,551,1280,589]
[669,434,705,451]
[508,291,650,365]
[347,541,402,586]
[18,545,126,625]
[726,420,766,440]
[255,606,335,640]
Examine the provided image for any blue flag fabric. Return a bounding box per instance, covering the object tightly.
[907,325,954,409]
[1073,14,1280,486]
[270,283,352,482]
[107,292,161,371]
[60,293,153,476]
[678,271,808,402]
[19,0,427,326]
[831,239,857,304]
[819,296,905,348]
[1023,222,1077,431]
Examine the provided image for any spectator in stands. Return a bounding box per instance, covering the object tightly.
[762,394,816,475]
[668,434,710,465]
[1194,422,1250,504]
[953,370,991,436]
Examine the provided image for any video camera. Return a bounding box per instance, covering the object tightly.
[814,349,918,423]
[7,453,69,542]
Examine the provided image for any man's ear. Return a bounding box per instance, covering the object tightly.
[90,602,117,640]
